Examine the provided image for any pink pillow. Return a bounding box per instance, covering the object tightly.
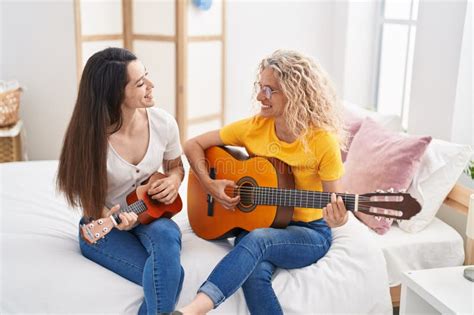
[340,118,432,234]
[341,109,363,161]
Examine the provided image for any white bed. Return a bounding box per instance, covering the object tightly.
[0,159,468,314]
[3,98,469,313]
[1,160,395,314]
[375,218,464,287]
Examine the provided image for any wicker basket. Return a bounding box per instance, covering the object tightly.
[0,87,22,127]
[0,132,21,162]
[0,121,22,162]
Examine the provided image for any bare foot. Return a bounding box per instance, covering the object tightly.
[179,293,214,315]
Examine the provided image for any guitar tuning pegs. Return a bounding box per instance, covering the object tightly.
[388,188,395,193]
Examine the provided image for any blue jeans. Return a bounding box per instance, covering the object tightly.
[198,219,332,315]
[79,218,184,314]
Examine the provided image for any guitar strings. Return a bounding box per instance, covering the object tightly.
[220,186,405,214]
[221,190,363,210]
[115,187,401,217]
[120,200,147,214]
[229,185,403,203]
[223,192,364,206]
[222,186,372,202]
[116,189,402,218]
[222,187,403,217]
[223,185,371,198]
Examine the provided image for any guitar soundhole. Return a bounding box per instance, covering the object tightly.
[236,177,257,213]
[150,197,161,205]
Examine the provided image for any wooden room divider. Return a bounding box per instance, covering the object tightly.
[74,0,226,142]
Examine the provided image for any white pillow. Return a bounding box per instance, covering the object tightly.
[398,139,473,233]
[343,100,403,132]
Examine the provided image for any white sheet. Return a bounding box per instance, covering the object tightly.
[1,161,393,314]
[375,219,464,286]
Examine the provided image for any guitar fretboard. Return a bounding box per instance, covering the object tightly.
[121,200,147,214]
[249,187,358,211]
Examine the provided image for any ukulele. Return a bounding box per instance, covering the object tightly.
[81,172,182,244]
[187,146,421,240]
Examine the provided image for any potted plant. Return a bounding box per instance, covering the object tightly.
[465,160,474,180]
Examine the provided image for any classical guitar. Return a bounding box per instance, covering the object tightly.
[81,172,182,244]
[187,146,421,240]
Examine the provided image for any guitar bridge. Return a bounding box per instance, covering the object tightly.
[207,168,216,216]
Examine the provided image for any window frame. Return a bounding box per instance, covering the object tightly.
[373,0,418,129]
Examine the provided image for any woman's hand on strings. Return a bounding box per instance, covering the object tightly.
[105,204,138,231]
[206,179,240,210]
[323,193,349,228]
[148,174,181,205]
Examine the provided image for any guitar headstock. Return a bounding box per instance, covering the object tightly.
[357,190,421,220]
[80,217,115,244]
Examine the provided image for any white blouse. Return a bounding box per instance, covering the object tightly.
[105,107,182,210]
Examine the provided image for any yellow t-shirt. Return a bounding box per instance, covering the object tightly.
[219,115,344,222]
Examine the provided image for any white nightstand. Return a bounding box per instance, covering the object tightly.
[400,266,474,314]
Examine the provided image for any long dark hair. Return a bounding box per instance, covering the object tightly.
[57,47,137,219]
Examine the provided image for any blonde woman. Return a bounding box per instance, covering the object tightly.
[180,50,349,315]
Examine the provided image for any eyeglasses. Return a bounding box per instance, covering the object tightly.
[255,83,280,100]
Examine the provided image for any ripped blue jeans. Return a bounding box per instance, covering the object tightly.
[198,219,331,315]
[79,218,184,314]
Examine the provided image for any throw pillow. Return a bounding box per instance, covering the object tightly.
[341,101,403,162]
[340,117,432,234]
[399,139,473,232]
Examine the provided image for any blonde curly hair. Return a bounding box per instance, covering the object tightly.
[255,50,347,151]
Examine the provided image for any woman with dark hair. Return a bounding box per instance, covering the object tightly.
[57,47,185,314]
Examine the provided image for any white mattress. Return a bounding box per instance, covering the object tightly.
[5,160,461,314]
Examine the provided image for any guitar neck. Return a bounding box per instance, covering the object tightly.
[252,187,357,211]
[121,200,148,215]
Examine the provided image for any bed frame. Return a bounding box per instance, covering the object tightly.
[390,183,474,306]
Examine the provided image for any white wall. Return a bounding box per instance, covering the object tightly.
[0,0,3,79]
[338,0,472,145]
[451,0,473,146]
[2,0,77,160]
[344,1,379,109]
[1,0,471,160]
[225,0,335,123]
[407,0,467,140]
[330,0,349,96]
[336,0,379,109]
[1,0,336,160]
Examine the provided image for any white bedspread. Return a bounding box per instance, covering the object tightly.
[375,219,464,286]
[1,161,393,314]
